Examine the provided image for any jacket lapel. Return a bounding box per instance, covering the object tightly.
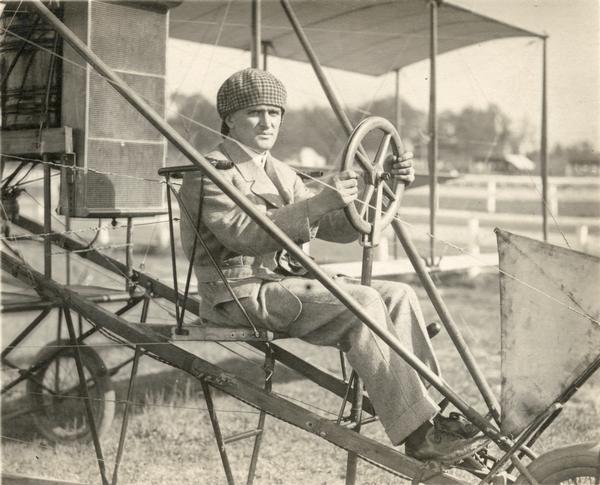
[221,139,284,208]
[265,153,293,205]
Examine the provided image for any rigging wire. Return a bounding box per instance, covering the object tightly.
[452,42,571,247]
[139,217,160,270]
[3,142,596,328]
[3,147,597,328]
[0,213,170,242]
[2,9,598,482]
[1,205,187,327]
[9,170,59,188]
[4,312,342,419]
[12,308,336,426]
[179,0,232,137]
[19,390,262,415]
[1,152,164,185]
[0,24,596,332]
[526,175,572,249]
[4,337,341,420]
[10,162,37,188]
[0,0,23,45]
[17,187,160,288]
[49,243,133,257]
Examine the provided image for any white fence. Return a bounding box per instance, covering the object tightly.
[446,174,600,216]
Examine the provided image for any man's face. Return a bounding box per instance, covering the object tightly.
[226,104,282,152]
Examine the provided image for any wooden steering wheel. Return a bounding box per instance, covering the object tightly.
[341,116,407,243]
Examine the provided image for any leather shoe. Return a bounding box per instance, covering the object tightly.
[434,412,480,439]
[405,420,489,464]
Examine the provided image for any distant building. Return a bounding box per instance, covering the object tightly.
[471,153,535,174]
[287,147,329,177]
[566,153,600,176]
[296,146,327,167]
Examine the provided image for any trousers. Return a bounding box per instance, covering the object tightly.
[201,276,441,444]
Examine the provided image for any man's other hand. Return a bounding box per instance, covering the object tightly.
[386,151,415,185]
[318,170,359,210]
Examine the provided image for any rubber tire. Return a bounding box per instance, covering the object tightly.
[514,441,599,484]
[27,340,115,444]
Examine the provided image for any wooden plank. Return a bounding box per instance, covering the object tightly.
[172,324,283,341]
[0,127,73,156]
[134,322,284,341]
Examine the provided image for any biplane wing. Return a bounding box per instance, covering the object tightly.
[168,0,543,74]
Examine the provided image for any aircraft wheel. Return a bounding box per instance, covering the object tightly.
[27,340,115,444]
[514,441,599,484]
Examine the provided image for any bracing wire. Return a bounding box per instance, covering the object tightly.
[3,139,596,328]
[0,212,169,242]
[179,0,232,137]
[0,0,23,44]
[2,8,588,484]
[3,148,597,327]
[452,43,573,249]
[0,21,597,344]
[20,391,262,415]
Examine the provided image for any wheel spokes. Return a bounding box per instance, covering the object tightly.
[373,133,392,169]
[371,182,385,245]
[358,184,375,219]
[355,147,376,182]
[342,117,403,236]
[382,181,396,201]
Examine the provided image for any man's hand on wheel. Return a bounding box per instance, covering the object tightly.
[386,151,415,185]
[317,170,359,210]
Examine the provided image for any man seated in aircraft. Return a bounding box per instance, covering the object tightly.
[178,68,486,463]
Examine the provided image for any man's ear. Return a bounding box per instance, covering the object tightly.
[225,113,235,130]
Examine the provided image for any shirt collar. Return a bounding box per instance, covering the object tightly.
[230,138,268,169]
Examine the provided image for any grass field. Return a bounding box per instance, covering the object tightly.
[2,271,599,484]
[2,171,598,483]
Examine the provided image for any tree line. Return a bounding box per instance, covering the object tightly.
[167,92,595,175]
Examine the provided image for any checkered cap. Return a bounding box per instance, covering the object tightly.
[216,68,287,120]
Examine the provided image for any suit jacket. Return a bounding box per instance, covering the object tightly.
[178,138,357,307]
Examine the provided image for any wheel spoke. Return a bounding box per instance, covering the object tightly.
[373,133,392,169]
[355,148,376,180]
[371,183,384,244]
[53,356,60,393]
[358,185,375,218]
[382,181,396,201]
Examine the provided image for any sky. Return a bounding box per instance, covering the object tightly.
[167,0,599,150]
